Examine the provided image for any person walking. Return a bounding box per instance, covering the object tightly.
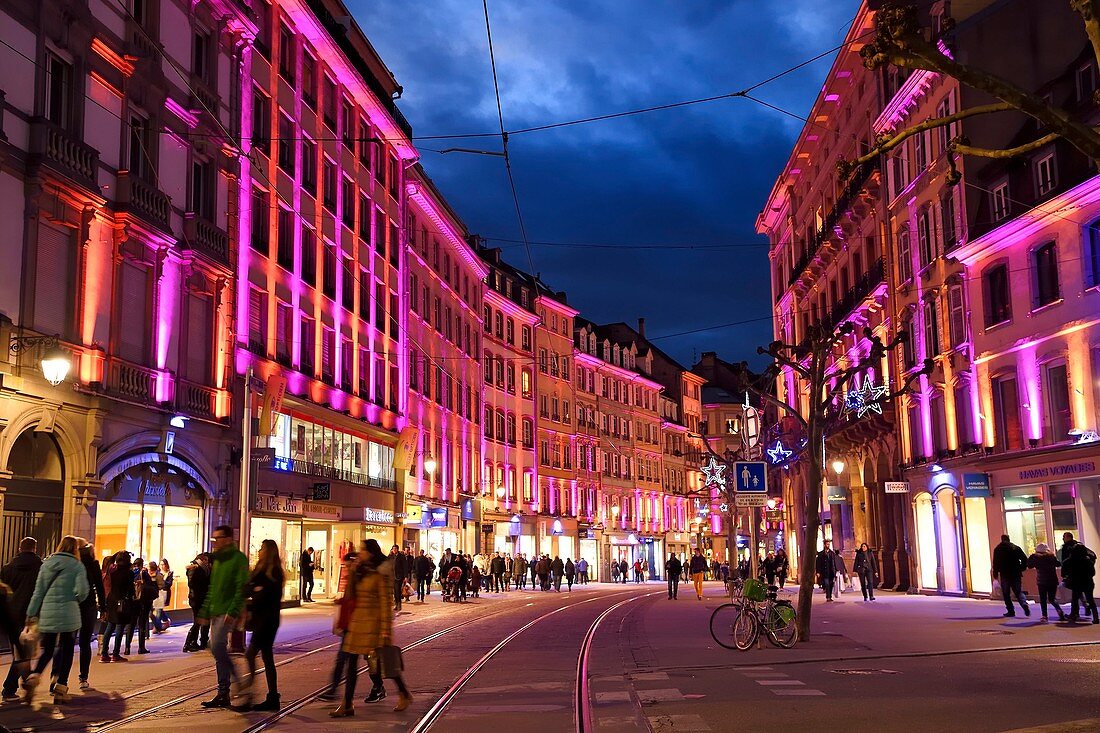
[183,553,211,652]
[610,559,619,583]
[853,543,879,601]
[991,534,1030,617]
[564,559,576,591]
[1027,543,1064,623]
[534,555,549,591]
[832,548,848,596]
[490,553,506,593]
[577,557,589,584]
[100,553,135,662]
[665,553,683,600]
[239,539,284,712]
[515,554,528,590]
[618,558,629,584]
[551,556,565,592]
[762,552,777,586]
[153,559,173,632]
[390,545,408,612]
[414,550,432,603]
[689,549,708,601]
[2,537,42,700]
[320,552,360,703]
[1063,541,1099,624]
[632,559,643,584]
[0,578,26,702]
[1060,532,1087,617]
[299,548,315,603]
[129,561,159,653]
[76,543,104,690]
[24,535,89,704]
[330,540,412,717]
[199,525,249,709]
[815,541,838,602]
[775,549,790,590]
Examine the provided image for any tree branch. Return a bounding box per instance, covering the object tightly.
[1072,0,1100,77]
[953,131,1061,158]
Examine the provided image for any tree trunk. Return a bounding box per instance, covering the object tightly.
[795,418,824,641]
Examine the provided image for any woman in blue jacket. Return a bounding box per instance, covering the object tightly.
[25,535,89,704]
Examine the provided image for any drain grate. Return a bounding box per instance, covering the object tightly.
[828,668,901,675]
[966,628,1015,635]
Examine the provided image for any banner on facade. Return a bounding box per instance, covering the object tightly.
[257,374,287,438]
[461,498,477,521]
[428,507,448,528]
[393,426,419,471]
[403,504,423,526]
[884,481,910,494]
[962,473,991,498]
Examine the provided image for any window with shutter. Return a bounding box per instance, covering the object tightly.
[34,223,75,339]
[248,287,267,354]
[947,284,965,347]
[300,316,314,371]
[275,300,291,361]
[321,327,334,379]
[185,295,212,382]
[119,262,150,363]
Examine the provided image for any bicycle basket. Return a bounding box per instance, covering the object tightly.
[773,603,796,624]
[742,578,767,602]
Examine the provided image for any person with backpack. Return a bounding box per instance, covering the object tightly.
[24,535,89,704]
[991,534,1030,617]
[183,553,211,652]
[1062,542,1099,624]
[1,537,41,701]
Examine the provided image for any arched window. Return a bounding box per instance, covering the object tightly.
[522,418,534,447]
[505,317,515,344]
[483,351,493,384]
[495,410,506,442]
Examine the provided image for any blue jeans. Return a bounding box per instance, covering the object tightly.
[210,616,239,694]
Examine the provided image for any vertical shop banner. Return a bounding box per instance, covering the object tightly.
[962,474,991,497]
[257,374,287,438]
[393,426,419,471]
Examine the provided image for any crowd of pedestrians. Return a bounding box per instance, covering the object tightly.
[993,532,1098,623]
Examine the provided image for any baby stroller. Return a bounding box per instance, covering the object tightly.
[442,566,465,603]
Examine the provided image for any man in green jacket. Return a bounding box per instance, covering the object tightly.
[199,524,249,708]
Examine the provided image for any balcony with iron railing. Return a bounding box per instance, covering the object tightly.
[117,172,171,232]
[264,455,397,491]
[787,160,881,288]
[28,117,100,191]
[822,257,886,333]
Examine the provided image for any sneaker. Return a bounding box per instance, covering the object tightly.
[364,687,386,703]
[2,691,20,702]
[79,679,90,691]
[1040,616,1048,624]
[1003,612,1016,618]
[53,684,70,703]
[111,654,128,662]
[23,673,40,696]
[99,655,111,663]
[1022,604,1031,617]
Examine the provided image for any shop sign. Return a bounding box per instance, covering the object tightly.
[461,498,477,521]
[302,501,340,521]
[404,505,424,526]
[311,483,331,501]
[551,519,564,535]
[827,485,848,504]
[962,474,991,498]
[585,528,595,540]
[255,493,302,515]
[884,481,910,494]
[364,507,395,524]
[1017,461,1097,483]
[428,507,448,528]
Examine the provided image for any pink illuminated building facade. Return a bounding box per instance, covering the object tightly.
[0,0,244,601]
[404,165,487,556]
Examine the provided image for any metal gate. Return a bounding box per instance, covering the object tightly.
[1,510,62,563]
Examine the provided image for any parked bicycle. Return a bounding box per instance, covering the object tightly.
[709,578,797,650]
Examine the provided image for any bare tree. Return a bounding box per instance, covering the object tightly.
[837,1,1100,177]
[742,323,930,641]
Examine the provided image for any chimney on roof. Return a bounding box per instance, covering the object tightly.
[638,318,646,339]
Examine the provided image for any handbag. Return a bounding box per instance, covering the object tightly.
[21,564,64,646]
[368,644,404,679]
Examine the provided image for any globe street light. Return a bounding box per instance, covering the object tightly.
[423,453,438,475]
[831,459,846,476]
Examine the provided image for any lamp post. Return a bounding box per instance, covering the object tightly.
[9,334,72,386]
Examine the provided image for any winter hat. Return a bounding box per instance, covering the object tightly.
[1035,543,1050,554]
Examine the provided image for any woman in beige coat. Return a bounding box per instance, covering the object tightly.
[330,539,412,717]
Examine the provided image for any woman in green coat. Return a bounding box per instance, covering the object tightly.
[25,535,89,704]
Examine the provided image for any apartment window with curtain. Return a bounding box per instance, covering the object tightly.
[188,158,214,219]
[251,88,270,155]
[247,286,267,354]
[43,51,73,129]
[250,188,269,253]
[992,374,1024,452]
[128,113,156,182]
[930,392,948,455]
[277,114,295,174]
[917,209,934,268]
[940,192,957,250]
[983,263,1011,326]
[923,298,940,358]
[193,29,212,83]
[991,182,1010,221]
[1042,361,1072,444]
[1032,241,1060,308]
[954,382,973,448]
[322,242,336,299]
[301,51,316,107]
[321,326,335,381]
[300,316,315,371]
[322,158,336,211]
[342,257,354,311]
[274,300,291,364]
[907,403,922,462]
[1034,153,1057,196]
[278,24,295,83]
[301,137,317,195]
[322,76,337,129]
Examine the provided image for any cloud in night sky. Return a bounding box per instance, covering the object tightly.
[347,0,862,367]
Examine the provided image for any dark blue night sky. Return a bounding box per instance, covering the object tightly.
[349,0,862,367]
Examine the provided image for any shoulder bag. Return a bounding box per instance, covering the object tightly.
[368,644,404,679]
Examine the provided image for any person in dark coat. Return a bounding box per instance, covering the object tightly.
[550,556,565,592]
[490,553,506,593]
[815,541,838,601]
[184,553,212,652]
[991,534,1030,617]
[665,553,683,600]
[101,553,135,661]
[414,550,432,602]
[774,550,790,589]
[1027,543,1064,622]
[390,545,408,611]
[1062,542,1099,624]
[618,558,629,584]
[1,537,41,699]
[239,539,285,711]
[299,548,315,603]
[0,580,24,699]
[853,543,879,601]
[535,556,551,591]
[1060,532,1086,617]
[77,544,105,690]
[564,559,576,591]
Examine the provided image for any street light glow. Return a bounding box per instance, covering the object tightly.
[831,459,845,476]
[40,346,71,386]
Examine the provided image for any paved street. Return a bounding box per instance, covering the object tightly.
[2,580,1099,733]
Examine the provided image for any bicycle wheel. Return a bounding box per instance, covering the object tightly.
[709,603,742,650]
[764,602,798,648]
[733,604,759,651]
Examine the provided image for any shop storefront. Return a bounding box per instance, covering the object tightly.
[95,454,208,612]
[489,513,536,556]
[579,525,599,577]
[539,516,578,561]
[251,493,304,602]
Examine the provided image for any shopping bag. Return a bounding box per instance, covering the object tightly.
[369,645,404,678]
[989,578,1001,601]
[1056,582,1073,605]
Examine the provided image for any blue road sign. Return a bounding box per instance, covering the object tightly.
[733,462,768,493]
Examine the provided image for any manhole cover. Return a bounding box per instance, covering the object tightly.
[828,669,901,675]
[966,629,1015,635]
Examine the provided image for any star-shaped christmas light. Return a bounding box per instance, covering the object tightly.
[701,456,727,487]
[843,387,866,414]
[767,440,793,465]
[857,379,889,418]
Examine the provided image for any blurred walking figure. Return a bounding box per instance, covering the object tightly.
[853,543,878,602]
[183,553,211,652]
[815,541,838,602]
[320,552,360,703]
[832,549,848,595]
[577,557,589,584]
[618,558,629,585]
[1027,543,1064,622]
[414,550,432,603]
[199,525,249,709]
[2,537,42,700]
[1062,541,1099,624]
[551,556,565,592]
[992,534,1030,617]
[25,535,89,704]
[564,559,576,591]
[762,552,777,586]
[153,559,173,632]
[689,549,708,601]
[330,540,412,717]
[665,553,682,600]
[774,550,789,589]
[238,539,284,711]
[76,543,104,690]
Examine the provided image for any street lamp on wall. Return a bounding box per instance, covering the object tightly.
[831,459,846,476]
[422,452,437,475]
[10,335,71,386]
